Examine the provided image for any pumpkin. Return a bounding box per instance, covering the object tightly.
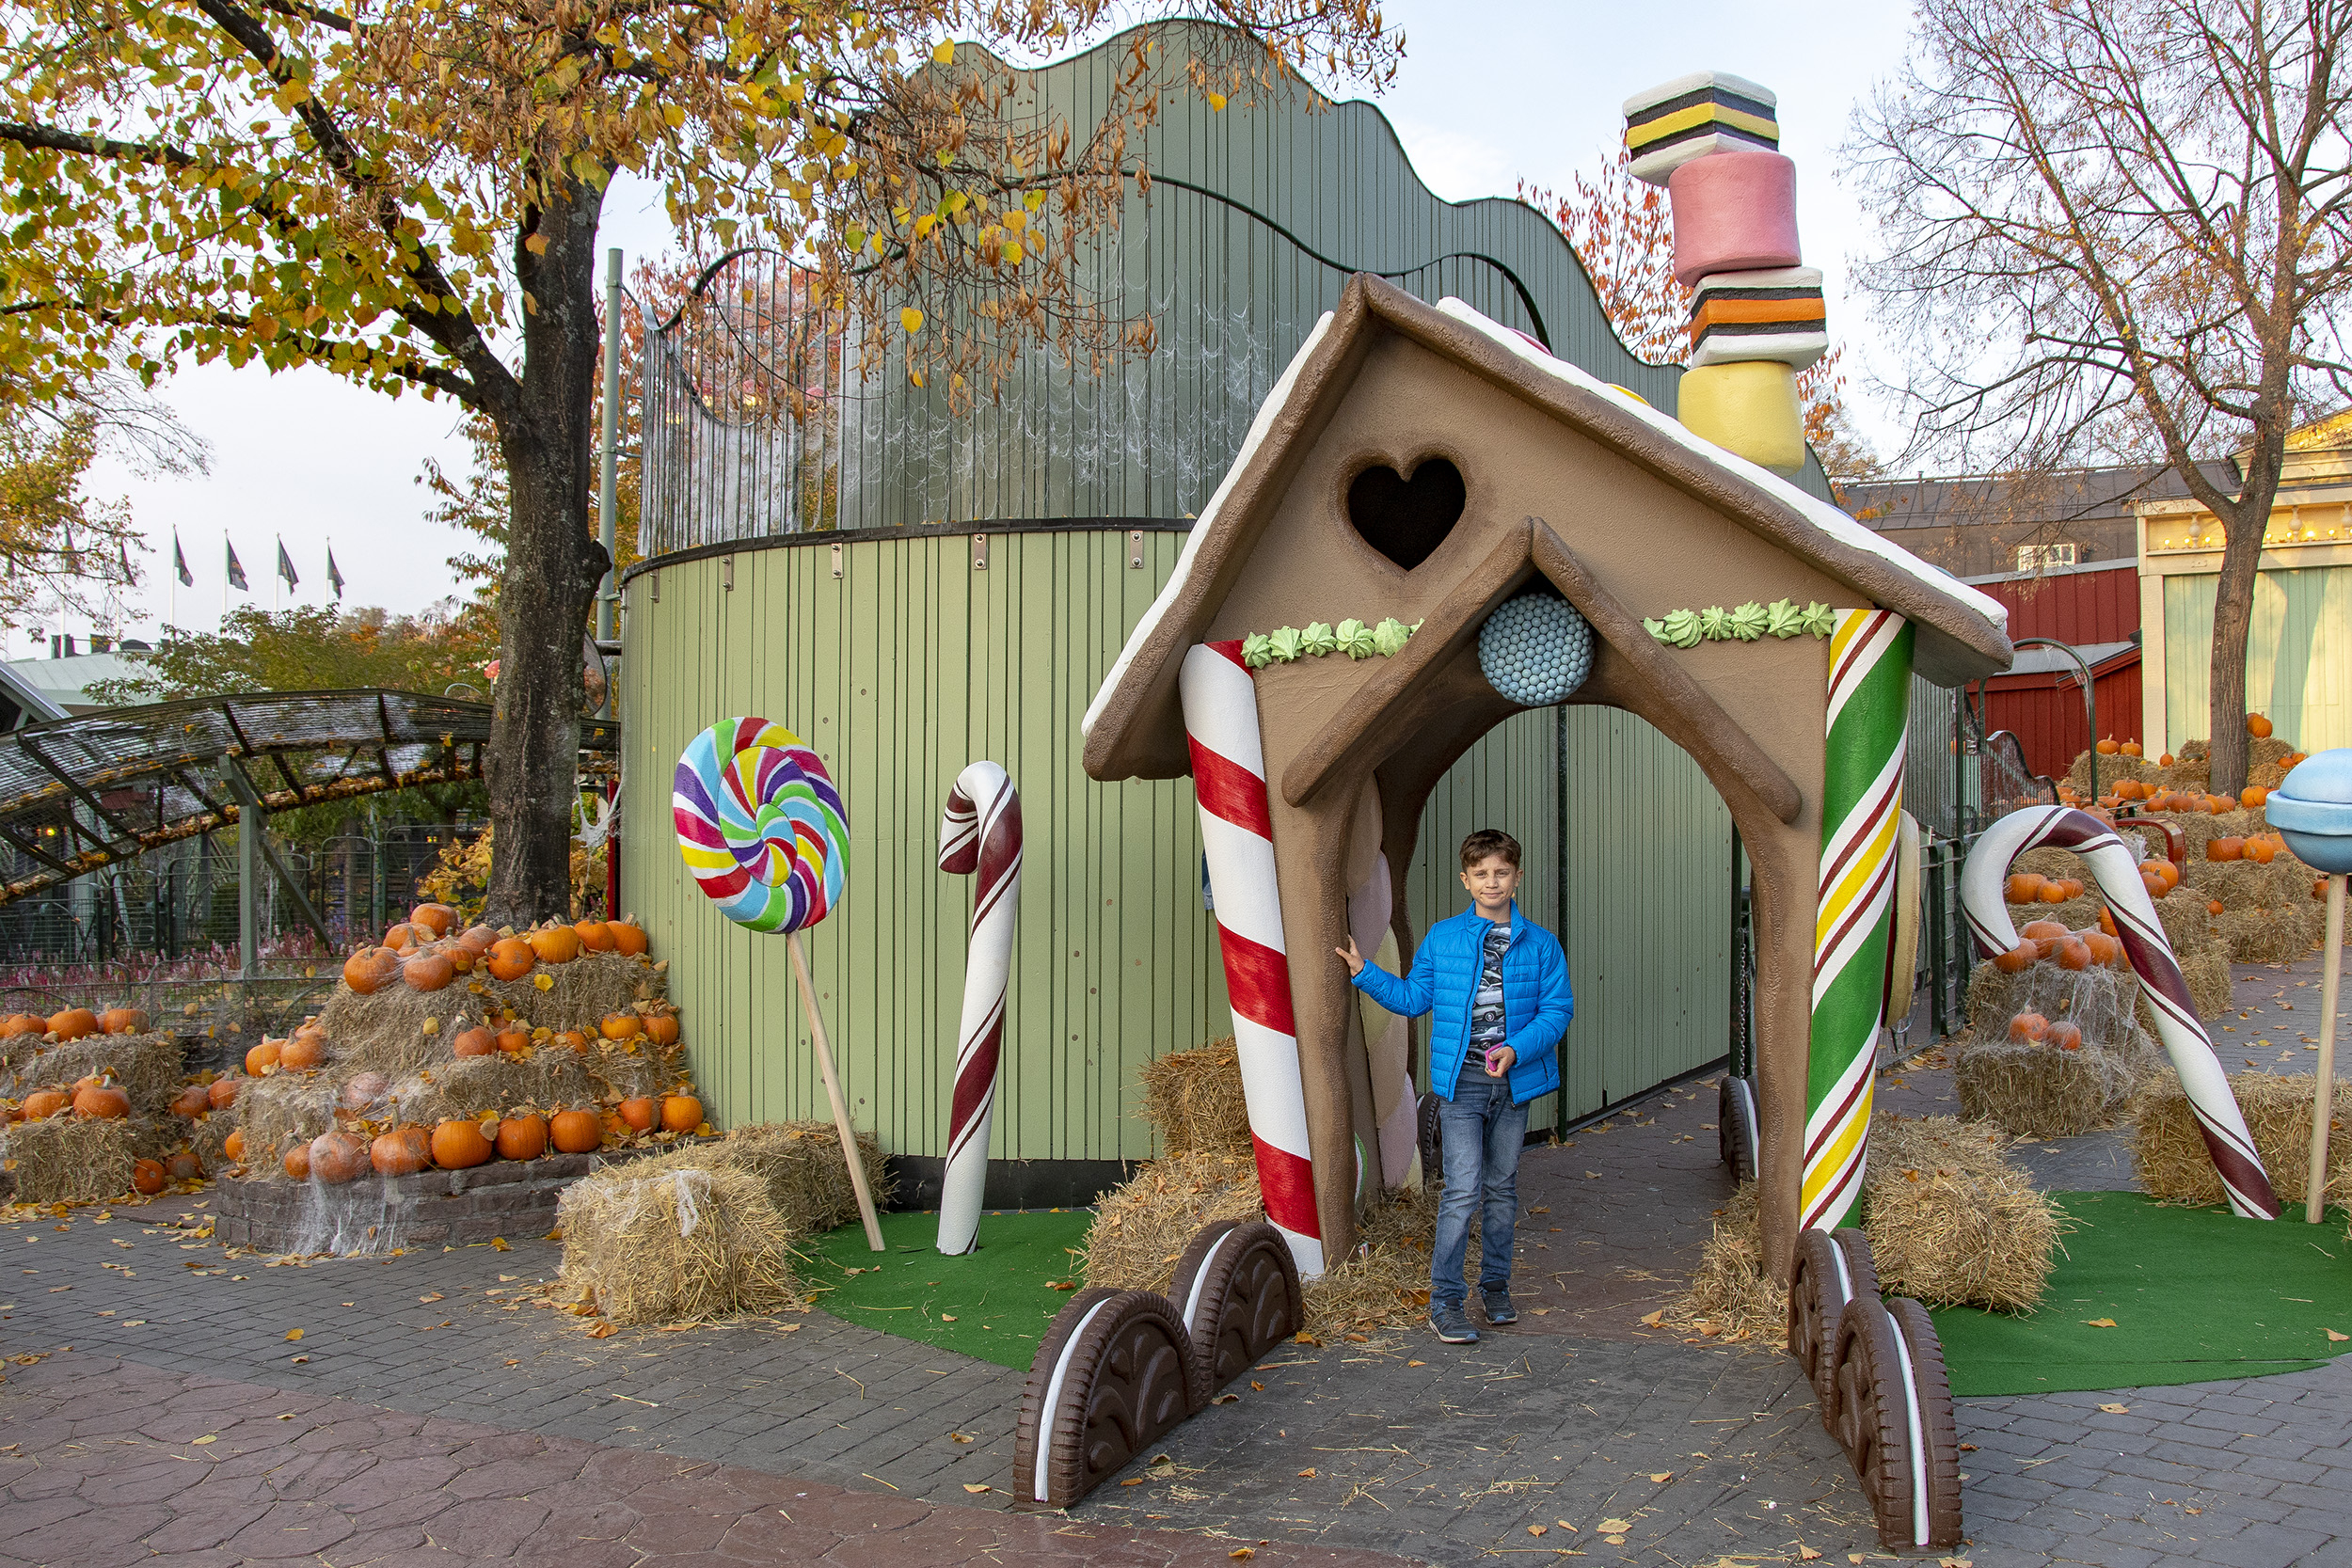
[170,1084,212,1118]
[430,1118,494,1169]
[660,1094,704,1134]
[344,947,401,994]
[2241,786,2270,809]
[2160,752,2176,768]
[2098,906,2119,937]
[456,924,499,956]
[2140,871,2169,900]
[1,1013,45,1037]
[282,1142,310,1180]
[403,949,457,992]
[2111,779,2140,801]
[208,1077,240,1110]
[2083,931,2122,967]
[2096,737,2120,755]
[409,902,459,938]
[2248,712,2273,737]
[2122,740,2142,757]
[2208,836,2246,863]
[453,1025,498,1058]
[382,922,423,951]
[309,1130,368,1184]
[164,1149,201,1182]
[2044,1022,2084,1052]
[599,1012,644,1041]
[22,1089,71,1120]
[2036,879,2070,904]
[341,1070,391,1110]
[495,1027,532,1056]
[608,922,649,957]
[73,1082,130,1119]
[100,1006,149,1035]
[495,1113,548,1161]
[47,1007,98,1041]
[245,1039,281,1076]
[1994,942,2037,974]
[2246,837,2280,864]
[279,1033,327,1072]
[2008,1012,2050,1042]
[574,920,617,952]
[644,1014,680,1047]
[443,944,476,974]
[371,1125,433,1177]
[2209,898,2227,915]
[549,1108,601,1153]
[485,938,536,982]
[2004,873,2044,904]
[132,1159,167,1196]
[223,1129,246,1163]
[527,924,583,965]
[552,1029,589,1053]
[2055,938,2093,972]
[617,1096,658,1132]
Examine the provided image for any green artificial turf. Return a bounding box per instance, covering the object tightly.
[1930,1191,2352,1396]
[803,1208,1093,1370]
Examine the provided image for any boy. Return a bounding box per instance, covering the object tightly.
[1336,828,1572,1344]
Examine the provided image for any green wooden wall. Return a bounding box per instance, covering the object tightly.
[624,529,1734,1163]
[2163,566,2352,753]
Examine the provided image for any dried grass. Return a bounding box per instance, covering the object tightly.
[714,1122,892,1232]
[189,1111,237,1175]
[557,1163,802,1324]
[386,1051,602,1128]
[2185,856,2309,911]
[2,1032,183,1115]
[1136,1038,1251,1155]
[6,1116,135,1203]
[1865,1115,2059,1312]
[1665,1183,1786,1343]
[313,952,663,1076]
[234,1074,342,1168]
[2131,1070,2352,1209]
[1955,1038,2150,1138]
[2217,904,2322,964]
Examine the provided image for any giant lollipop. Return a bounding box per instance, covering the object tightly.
[674,717,881,1248]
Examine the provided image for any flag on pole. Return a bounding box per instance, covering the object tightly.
[117,541,135,586]
[173,531,193,586]
[277,537,299,592]
[326,546,346,600]
[225,537,248,592]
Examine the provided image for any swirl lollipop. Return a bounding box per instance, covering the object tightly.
[673,717,848,932]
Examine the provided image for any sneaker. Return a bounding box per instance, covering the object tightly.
[1482,1287,1518,1325]
[1429,1303,1480,1343]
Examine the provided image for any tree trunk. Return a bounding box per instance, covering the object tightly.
[482,170,611,927]
[2205,438,2286,800]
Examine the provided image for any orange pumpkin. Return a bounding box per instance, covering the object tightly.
[2249,712,2273,737]
[281,1142,310,1180]
[309,1130,368,1184]
[485,938,536,982]
[549,1108,601,1153]
[403,949,457,992]
[47,1007,98,1041]
[2159,752,2176,768]
[164,1149,201,1183]
[608,923,649,957]
[2096,737,2120,755]
[2044,1022,2084,1052]
[2098,906,2120,937]
[1,1013,45,1037]
[2209,898,2227,915]
[371,1125,433,1178]
[344,946,401,994]
[341,1071,391,1110]
[495,1027,532,1056]
[22,1089,71,1120]
[279,1033,327,1072]
[130,1158,167,1196]
[2008,1012,2050,1042]
[409,902,459,938]
[527,925,583,965]
[246,1039,281,1076]
[599,1012,644,1041]
[208,1077,240,1110]
[2083,931,2122,967]
[574,920,616,952]
[223,1129,246,1163]
[100,1006,149,1036]
[2241,786,2270,809]
[170,1083,213,1119]
[2055,938,2093,972]
[456,924,499,956]
[495,1113,548,1161]
[2246,837,2280,864]
[382,922,422,951]
[660,1094,704,1134]
[1993,942,2036,974]
[617,1096,658,1132]
[552,1029,589,1053]
[2005,873,2045,904]
[443,944,476,974]
[2036,880,2070,904]
[2121,740,2142,757]
[453,1025,498,1058]
[2021,918,2068,943]
[2208,836,2246,863]
[644,1014,680,1047]
[430,1119,494,1169]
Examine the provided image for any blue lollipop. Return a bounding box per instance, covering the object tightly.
[2267,749,2352,873]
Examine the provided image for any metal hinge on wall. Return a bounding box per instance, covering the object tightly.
[1129,530,1145,569]
[649,571,660,604]
[832,543,844,579]
[972,532,989,571]
[722,555,735,591]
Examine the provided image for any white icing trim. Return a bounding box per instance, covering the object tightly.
[1885,1307,1934,1547]
[1034,1295,1116,1500]
[1621,69,1778,117]
[1827,1230,1853,1310]
[1183,1227,1240,1335]
[1080,312,1337,740]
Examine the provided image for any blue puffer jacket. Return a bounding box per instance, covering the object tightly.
[1350,900,1573,1105]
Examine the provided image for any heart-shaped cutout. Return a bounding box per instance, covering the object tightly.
[1346,457,1465,571]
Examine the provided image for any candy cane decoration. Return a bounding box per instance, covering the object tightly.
[937,762,1022,1256]
[1804,610,1913,1233]
[1963,805,2280,1219]
[1181,641,1325,1278]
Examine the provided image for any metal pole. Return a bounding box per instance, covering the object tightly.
[2306,875,2345,1223]
[597,246,623,645]
[237,785,258,980]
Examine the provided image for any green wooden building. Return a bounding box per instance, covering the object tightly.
[620,24,1836,1200]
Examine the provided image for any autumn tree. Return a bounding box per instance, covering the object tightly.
[1522,151,1882,494]
[1848,0,2352,793]
[2,2,1400,924]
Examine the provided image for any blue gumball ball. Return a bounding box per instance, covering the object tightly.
[1478,592,1595,706]
[2268,748,2352,875]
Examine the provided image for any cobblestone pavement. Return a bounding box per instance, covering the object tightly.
[5,952,2350,1565]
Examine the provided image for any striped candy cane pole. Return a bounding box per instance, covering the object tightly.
[1180,641,1325,1278]
[1962,806,2280,1218]
[1804,610,1914,1233]
[936,762,1022,1256]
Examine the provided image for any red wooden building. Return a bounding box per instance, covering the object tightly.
[1963,560,2142,780]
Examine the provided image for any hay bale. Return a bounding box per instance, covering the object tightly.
[234,1074,341,1171]
[2185,856,2305,911]
[1666,1183,1786,1343]
[1136,1039,1251,1155]
[2131,1071,2352,1209]
[1954,1038,2147,1137]
[6,1117,135,1203]
[2177,942,2236,1020]
[2217,903,2321,964]
[1965,959,2018,1040]
[190,1111,237,1175]
[310,953,660,1076]
[713,1123,892,1231]
[3,1032,182,1115]
[557,1164,801,1324]
[1865,1115,2058,1312]
[386,1051,603,1128]
[479,950,663,1033]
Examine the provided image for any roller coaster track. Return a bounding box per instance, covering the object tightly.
[0,689,619,907]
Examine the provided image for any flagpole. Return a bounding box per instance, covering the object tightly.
[221,531,228,626]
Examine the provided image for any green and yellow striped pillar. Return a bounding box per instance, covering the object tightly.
[1804,609,1914,1232]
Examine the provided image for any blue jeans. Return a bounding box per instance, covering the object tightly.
[1432,1076,1527,1308]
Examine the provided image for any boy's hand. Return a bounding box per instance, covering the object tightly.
[1484,1044,1517,1077]
[1334,935,1364,975]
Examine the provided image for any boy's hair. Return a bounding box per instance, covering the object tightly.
[1458,828,1521,870]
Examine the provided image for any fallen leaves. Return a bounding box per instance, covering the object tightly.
[2328,1329,2349,1342]
[1527,1524,1547,1536]
[2098,1402,2130,1414]
[1639,1309,1665,1327]
[949,1432,974,1444]
[1228,1551,1253,1561]
[1647,1471,1673,1483]
[190,1434,216,1445]
[283,1328,303,1341]
[2084,1318,2119,1328]
[586,1322,618,1338]
[962,1482,990,1494]
[1597,1519,1630,1534]
[1296,1467,1315,1479]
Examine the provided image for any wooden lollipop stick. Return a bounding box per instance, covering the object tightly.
[787,929,885,1251]
[2307,875,2346,1225]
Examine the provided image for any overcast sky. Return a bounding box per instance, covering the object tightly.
[60,0,1916,653]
